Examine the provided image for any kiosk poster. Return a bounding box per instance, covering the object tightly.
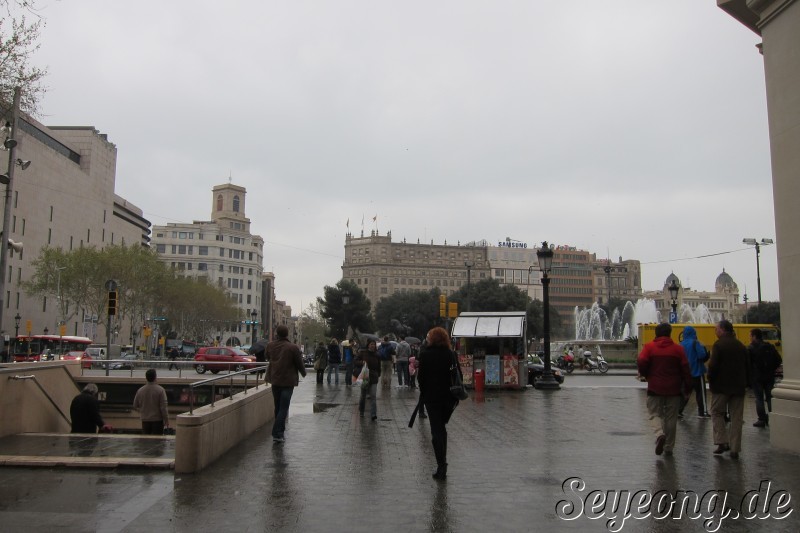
[502,355,519,386]
[485,355,501,386]
[459,354,474,386]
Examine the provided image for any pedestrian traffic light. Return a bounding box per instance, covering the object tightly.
[107,290,118,316]
[439,294,446,317]
[448,302,458,318]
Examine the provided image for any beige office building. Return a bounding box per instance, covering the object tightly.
[151,183,264,346]
[1,114,149,343]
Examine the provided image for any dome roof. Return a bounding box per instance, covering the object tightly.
[665,273,680,287]
[715,269,738,290]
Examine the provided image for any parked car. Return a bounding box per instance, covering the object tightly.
[527,354,565,385]
[62,350,93,369]
[194,347,257,374]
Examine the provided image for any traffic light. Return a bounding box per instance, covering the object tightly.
[439,294,446,317]
[448,302,458,318]
[107,290,118,316]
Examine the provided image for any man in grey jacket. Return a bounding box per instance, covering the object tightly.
[395,336,411,387]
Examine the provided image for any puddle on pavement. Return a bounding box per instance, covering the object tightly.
[289,401,339,414]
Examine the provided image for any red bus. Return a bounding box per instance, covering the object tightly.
[13,335,93,363]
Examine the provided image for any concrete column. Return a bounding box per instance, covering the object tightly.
[719,0,800,453]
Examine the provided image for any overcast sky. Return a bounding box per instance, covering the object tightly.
[28,1,778,313]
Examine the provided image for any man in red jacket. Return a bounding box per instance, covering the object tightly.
[638,322,692,456]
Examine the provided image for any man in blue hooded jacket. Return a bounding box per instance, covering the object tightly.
[679,326,710,418]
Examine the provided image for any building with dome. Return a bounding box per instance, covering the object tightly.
[642,270,742,324]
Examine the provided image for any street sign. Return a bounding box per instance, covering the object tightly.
[669,311,677,324]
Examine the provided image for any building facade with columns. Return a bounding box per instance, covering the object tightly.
[642,271,741,324]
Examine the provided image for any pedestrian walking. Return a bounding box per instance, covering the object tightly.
[327,338,341,385]
[168,347,179,371]
[265,325,307,444]
[313,341,327,385]
[342,340,355,387]
[679,326,710,418]
[747,328,782,428]
[637,322,692,456]
[708,319,750,459]
[70,383,113,434]
[133,369,170,435]
[418,327,461,480]
[377,336,395,388]
[395,336,411,387]
[408,352,418,389]
[357,340,381,421]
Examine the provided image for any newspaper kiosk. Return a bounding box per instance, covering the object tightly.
[450,311,527,390]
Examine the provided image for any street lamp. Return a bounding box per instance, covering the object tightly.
[742,238,774,305]
[668,278,679,323]
[534,241,559,390]
[12,312,21,360]
[43,326,49,336]
[464,260,474,312]
[341,290,350,340]
[251,310,258,345]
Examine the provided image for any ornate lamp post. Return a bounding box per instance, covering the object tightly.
[464,260,474,312]
[535,241,559,390]
[668,278,679,323]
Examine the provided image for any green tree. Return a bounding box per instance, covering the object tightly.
[1,3,47,113]
[526,299,565,341]
[745,301,780,327]
[297,302,327,351]
[317,279,374,340]
[374,289,441,339]
[449,278,529,314]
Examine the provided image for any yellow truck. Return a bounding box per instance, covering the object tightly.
[637,323,781,355]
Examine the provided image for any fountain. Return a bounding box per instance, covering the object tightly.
[574,298,661,341]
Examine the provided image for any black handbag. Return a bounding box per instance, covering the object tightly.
[449,351,468,401]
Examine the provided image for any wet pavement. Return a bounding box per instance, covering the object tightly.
[1,376,799,532]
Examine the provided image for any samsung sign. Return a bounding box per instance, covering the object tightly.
[498,241,528,248]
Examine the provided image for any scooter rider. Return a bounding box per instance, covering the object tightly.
[583,348,594,370]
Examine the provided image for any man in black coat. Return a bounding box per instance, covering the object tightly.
[748,328,782,428]
[70,383,111,433]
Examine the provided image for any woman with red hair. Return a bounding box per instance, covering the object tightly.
[418,326,461,481]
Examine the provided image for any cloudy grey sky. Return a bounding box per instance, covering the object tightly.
[30,1,777,313]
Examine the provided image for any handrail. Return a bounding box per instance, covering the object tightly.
[7,374,72,426]
[188,364,268,414]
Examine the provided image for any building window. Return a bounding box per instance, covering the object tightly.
[178,245,186,254]
[199,246,208,255]
[198,263,208,271]
[156,244,166,253]
[233,195,240,212]
[217,194,223,211]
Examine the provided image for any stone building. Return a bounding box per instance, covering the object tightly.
[0,114,148,344]
[642,271,741,324]
[150,183,264,346]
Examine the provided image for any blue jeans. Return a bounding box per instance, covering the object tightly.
[271,386,294,439]
[359,383,377,418]
[327,363,340,384]
[344,361,354,385]
[396,361,409,386]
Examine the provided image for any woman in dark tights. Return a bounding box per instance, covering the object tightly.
[418,327,461,481]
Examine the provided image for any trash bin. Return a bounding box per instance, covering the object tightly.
[474,368,485,393]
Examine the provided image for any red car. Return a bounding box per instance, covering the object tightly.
[62,350,93,369]
[193,347,256,374]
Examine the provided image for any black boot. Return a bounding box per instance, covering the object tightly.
[432,438,447,480]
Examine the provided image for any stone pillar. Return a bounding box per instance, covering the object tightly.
[718,0,800,453]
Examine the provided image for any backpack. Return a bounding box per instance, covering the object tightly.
[378,343,394,361]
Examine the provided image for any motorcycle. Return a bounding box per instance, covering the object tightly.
[584,352,609,373]
[555,353,575,374]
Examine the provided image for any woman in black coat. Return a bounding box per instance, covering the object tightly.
[418,326,460,481]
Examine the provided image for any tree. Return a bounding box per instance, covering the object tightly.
[317,279,373,340]
[526,299,565,342]
[297,302,327,350]
[1,3,47,114]
[449,278,529,314]
[745,302,780,327]
[373,289,441,339]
